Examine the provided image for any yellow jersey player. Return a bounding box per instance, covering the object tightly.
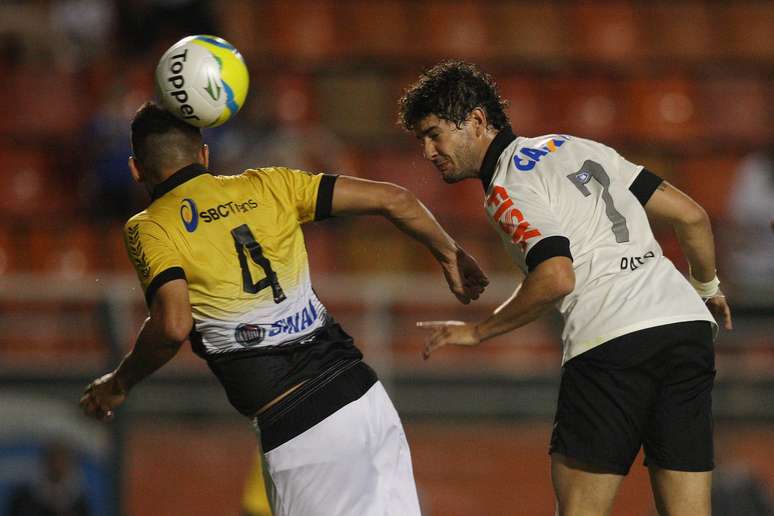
[80,102,488,516]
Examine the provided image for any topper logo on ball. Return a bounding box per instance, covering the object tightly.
[166,49,200,122]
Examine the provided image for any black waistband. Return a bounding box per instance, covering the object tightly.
[256,360,378,452]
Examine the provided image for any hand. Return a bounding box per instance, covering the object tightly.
[440,246,489,304]
[80,372,127,422]
[705,289,733,330]
[416,320,480,359]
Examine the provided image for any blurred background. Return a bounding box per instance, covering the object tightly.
[0,1,772,515]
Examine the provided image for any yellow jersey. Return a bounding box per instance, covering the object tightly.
[124,163,361,416]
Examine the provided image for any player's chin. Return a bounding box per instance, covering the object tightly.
[441,173,463,184]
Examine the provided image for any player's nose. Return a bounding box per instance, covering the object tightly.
[421,139,437,160]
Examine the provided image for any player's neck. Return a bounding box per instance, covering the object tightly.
[474,128,501,176]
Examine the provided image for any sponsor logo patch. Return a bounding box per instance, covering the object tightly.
[180,198,199,232]
[235,323,266,347]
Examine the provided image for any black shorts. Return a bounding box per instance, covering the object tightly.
[549,320,716,475]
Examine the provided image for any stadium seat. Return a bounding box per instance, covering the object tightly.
[267,0,339,61]
[624,77,703,143]
[497,76,550,137]
[104,223,134,272]
[414,2,492,60]
[24,224,106,275]
[700,77,771,145]
[341,1,411,59]
[211,0,269,60]
[568,3,645,65]
[545,76,624,142]
[488,2,569,62]
[11,68,86,138]
[0,147,71,219]
[720,4,774,62]
[643,4,717,62]
[317,72,392,140]
[674,157,740,222]
[0,225,18,275]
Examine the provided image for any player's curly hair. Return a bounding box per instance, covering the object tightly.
[398,60,510,132]
[131,102,203,178]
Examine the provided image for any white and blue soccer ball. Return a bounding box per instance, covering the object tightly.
[155,35,249,128]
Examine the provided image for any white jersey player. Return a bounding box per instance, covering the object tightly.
[483,133,716,363]
[399,61,732,516]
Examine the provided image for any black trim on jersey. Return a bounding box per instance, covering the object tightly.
[206,319,363,417]
[315,174,338,220]
[526,236,573,272]
[629,169,663,206]
[145,266,186,306]
[480,126,517,192]
[151,163,210,200]
[258,360,377,452]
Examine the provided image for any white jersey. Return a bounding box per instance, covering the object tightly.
[482,131,716,363]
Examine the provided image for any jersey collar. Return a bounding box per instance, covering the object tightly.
[480,126,517,192]
[151,163,210,200]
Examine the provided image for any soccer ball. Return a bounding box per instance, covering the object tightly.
[155,35,249,128]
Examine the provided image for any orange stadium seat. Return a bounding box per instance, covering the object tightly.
[0,225,19,275]
[267,0,339,61]
[317,72,392,140]
[568,3,645,65]
[544,76,624,142]
[414,2,492,60]
[643,4,717,62]
[497,76,550,137]
[0,147,71,219]
[623,77,703,143]
[341,1,412,59]
[211,0,270,60]
[104,222,134,272]
[10,68,86,138]
[24,224,106,275]
[488,2,569,62]
[673,157,740,222]
[700,77,771,146]
[719,4,774,62]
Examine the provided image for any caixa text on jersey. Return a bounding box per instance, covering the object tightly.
[199,199,258,223]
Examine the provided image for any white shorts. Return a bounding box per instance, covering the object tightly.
[262,381,421,516]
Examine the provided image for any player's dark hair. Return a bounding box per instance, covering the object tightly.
[398,60,510,132]
[130,102,203,178]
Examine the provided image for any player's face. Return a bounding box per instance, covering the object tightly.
[414,115,480,183]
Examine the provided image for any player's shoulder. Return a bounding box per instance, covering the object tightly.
[124,210,151,231]
[242,166,315,180]
[123,210,170,239]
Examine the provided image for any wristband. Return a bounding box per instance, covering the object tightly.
[689,274,720,299]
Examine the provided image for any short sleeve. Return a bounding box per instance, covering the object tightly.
[124,219,185,306]
[611,149,645,188]
[487,183,572,272]
[248,167,335,224]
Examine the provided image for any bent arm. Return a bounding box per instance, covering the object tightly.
[476,256,574,341]
[330,175,457,262]
[114,279,193,392]
[643,181,716,282]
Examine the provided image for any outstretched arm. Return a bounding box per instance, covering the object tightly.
[330,176,488,304]
[80,279,192,421]
[644,181,732,329]
[418,256,573,359]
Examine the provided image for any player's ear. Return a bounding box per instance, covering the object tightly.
[128,156,144,184]
[469,107,487,137]
[200,144,209,168]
